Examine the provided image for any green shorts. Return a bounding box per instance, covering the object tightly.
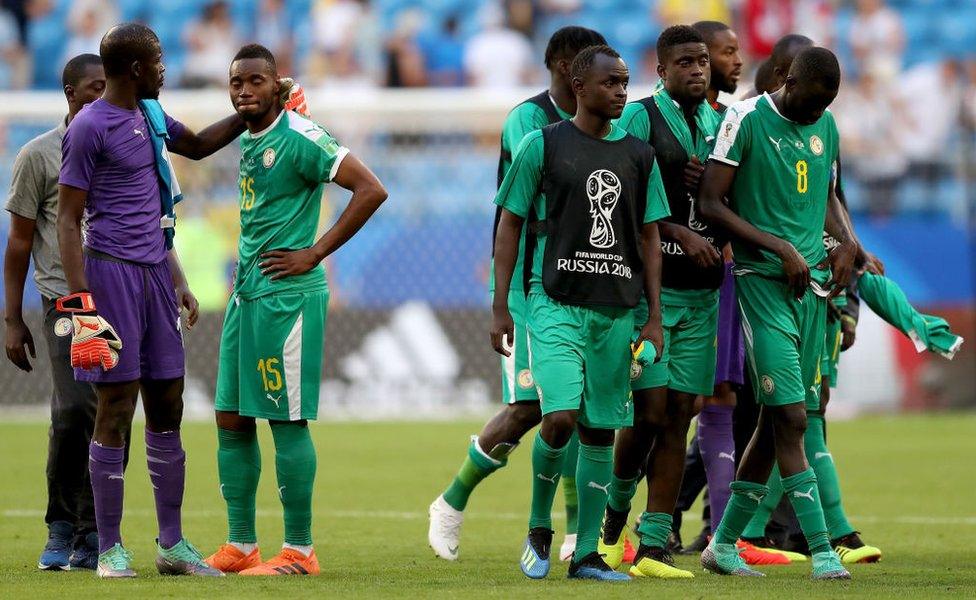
[736,275,825,411]
[498,289,539,403]
[526,292,634,429]
[215,290,328,421]
[630,290,719,395]
[820,315,843,388]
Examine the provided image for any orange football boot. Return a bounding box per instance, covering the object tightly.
[239,547,320,576]
[736,540,791,565]
[205,544,262,573]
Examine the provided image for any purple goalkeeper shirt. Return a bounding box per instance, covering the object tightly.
[59,98,186,265]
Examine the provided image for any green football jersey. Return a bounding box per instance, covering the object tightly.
[710,93,839,278]
[235,110,348,300]
[490,97,572,294]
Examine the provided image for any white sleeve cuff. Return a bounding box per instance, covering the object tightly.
[709,154,739,166]
[329,147,350,181]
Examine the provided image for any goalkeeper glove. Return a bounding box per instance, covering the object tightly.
[278,77,310,117]
[55,292,122,371]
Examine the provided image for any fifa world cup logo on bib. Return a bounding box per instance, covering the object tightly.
[587,169,621,249]
[687,194,707,232]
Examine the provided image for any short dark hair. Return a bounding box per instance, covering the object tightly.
[656,25,706,62]
[789,46,841,89]
[691,20,730,46]
[62,53,102,88]
[544,26,607,70]
[570,44,621,80]
[233,43,277,72]
[770,34,814,69]
[100,23,159,77]
[753,59,776,93]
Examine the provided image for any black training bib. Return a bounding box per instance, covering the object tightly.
[639,98,726,291]
[530,121,654,308]
[492,91,563,259]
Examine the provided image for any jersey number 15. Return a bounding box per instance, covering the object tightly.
[240,176,256,211]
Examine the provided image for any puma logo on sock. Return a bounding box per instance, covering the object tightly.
[792,486,815,502]
[536,473,558,484]
[718,451,735,461]
[587,481,610,494]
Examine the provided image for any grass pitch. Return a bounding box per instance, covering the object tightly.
[1,413,974,598]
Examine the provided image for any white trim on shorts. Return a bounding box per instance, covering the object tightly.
[283,313,304,420]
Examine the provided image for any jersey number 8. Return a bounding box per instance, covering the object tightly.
[796,160,808,194]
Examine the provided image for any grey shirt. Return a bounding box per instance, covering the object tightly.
[5,119,70,300]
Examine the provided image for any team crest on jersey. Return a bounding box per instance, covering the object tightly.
[630,360,643,381]
[587,169,621,249]
[760,375,775,395]
[54,317,72,337]
[809,135,824,156]
[517,369,534,389]
[262,148,276,168]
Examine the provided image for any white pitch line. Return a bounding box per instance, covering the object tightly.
[3,508,975,525]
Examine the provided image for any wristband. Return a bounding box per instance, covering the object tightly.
[55,291,96,313]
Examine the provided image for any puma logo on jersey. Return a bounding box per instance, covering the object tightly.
[536,472,558,484]
[267,393,282,408]
[768,136,782,152]
[814,451,833,461]
[718,451,735,462]
[792,486,816,502]
[134,128,145,140]
[587,481,611,494]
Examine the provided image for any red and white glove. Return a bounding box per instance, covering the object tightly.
[279,77,310,117]
[55,292,122,371]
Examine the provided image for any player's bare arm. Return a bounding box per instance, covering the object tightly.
[259,154,387,280]
[3,213,38,371]
[165,113,246,160]
[698,160,809,298]
[56,184,89,293]
[822,184,860,297]
[489,208,523,357]
[658,221,721,268]
[636,220,664,360]
[166,249,199,329]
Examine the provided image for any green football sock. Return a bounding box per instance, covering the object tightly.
[636,512,672,548]
[781,467,831,555]
[442,437,504,511]
[561,433,580,534]
[529,432,567,529]
[741,466,784,540]
[574,443,614,560]
[270,422,317,546]
[858,272,963,358]
[805,414,854,539]
[217,428,261,543]
[607,472,640,514]
[713,480,769,545]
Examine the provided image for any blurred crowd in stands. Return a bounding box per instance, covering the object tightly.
[0,0,975,218]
